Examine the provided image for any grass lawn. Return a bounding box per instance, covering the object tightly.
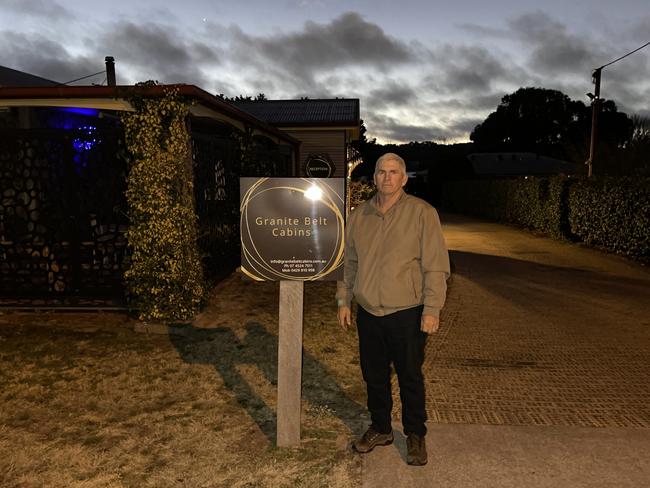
[0,275,366,487]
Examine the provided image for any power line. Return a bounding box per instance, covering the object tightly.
[585,40,650,178]
[597,41,650,70]
[61,70,106,85]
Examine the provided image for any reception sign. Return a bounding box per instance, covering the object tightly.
[305,153,335,177]
[240,178,345,281]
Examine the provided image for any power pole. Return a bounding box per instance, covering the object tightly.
[586,68,601,178]
[584,41,649,178]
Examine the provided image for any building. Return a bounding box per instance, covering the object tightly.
[0,65,59,88]
[0,65,362,305]
[232,98,360,178]
[0,71,296,304]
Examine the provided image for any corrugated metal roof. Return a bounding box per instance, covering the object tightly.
[231,99,359,126]
[0,65,59,87]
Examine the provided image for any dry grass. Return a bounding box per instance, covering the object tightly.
[0,274,366,487]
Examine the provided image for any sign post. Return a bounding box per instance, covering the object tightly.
[240,178,345,447]
[277,280,304,447]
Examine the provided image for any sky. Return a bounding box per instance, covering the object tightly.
[2,0,649,143]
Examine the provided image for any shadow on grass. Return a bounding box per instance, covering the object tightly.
[170,322,365,442]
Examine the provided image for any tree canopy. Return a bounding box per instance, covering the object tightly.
[470,87,633,168]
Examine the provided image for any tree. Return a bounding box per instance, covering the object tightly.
[470,87,632,171]
[350,119,378,177]
[217,93,268,101]
[355,119,376,147]
[470,87,587,159]
[621,115,650,176]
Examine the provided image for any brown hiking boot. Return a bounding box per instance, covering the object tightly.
[406,433,427,466]
[352,427,394,453]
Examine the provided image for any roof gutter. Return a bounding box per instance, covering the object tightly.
[0,84,300,146]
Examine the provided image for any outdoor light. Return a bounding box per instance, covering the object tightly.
[304,185,323,201]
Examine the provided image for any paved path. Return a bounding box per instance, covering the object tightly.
[364,213,650,487]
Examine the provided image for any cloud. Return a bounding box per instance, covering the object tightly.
[507,11,604,74]
[4,0,72,20]
[366,81,417,108]
[421,44,530,98]
[0,31,96,83]
[223,12,414,88]
[0,10,513,141]
[2,8,648,142]
[443,46,510,91]
[373,118,447,142]
[457,12,650,119]
[448,117,485,136]
[456,22,511,40]
[365,113,455,143]
[0,19,222,87]
[286,0,327,8]
[427,93,506,112]
[98,22,220,86]
[629,17,650,43]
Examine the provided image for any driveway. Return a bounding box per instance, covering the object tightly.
[365,213,650,487]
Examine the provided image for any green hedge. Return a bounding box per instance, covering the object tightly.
[442,177,649,260]
[568,177,650,257]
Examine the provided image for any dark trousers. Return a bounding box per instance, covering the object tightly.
[356,305,427,437]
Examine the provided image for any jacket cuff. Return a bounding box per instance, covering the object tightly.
[423,306,440,318]
[337,298,351,308]
[336,281,352,307]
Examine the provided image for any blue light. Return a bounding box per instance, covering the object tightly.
[72,125,101,173]
[73,125,99,152]
[60,107,100,117]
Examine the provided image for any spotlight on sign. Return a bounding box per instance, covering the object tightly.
[304,185,323,201]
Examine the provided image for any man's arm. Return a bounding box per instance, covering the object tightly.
[336,215,358,330]
[420,207,450,332]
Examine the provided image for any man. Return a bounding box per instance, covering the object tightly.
[336,152,450,466]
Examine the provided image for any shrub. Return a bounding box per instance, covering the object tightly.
[121,87,205,320]
[442,176,649,260]
[349,180,375,209]
[568,177,650,258]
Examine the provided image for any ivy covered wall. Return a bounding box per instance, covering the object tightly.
[121,88,204,320]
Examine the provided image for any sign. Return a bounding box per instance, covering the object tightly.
[240,178,345,281]
[305,153,335,178]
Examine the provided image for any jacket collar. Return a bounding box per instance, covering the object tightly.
[364,190,408,216]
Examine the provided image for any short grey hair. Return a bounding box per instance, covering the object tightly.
[375,152,406,174]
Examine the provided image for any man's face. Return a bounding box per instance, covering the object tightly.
[374,159,408,197]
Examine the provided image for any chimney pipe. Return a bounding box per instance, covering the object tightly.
[105,56,116,86]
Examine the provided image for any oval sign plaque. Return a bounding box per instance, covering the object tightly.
[305,153,335,178]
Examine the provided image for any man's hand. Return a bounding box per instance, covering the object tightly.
[420,314,440,334]
[338,306,352,331]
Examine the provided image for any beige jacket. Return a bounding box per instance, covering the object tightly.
[336,192,450,318]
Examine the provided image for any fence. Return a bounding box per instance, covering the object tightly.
[0,128,128,304]
[1,125,294,305]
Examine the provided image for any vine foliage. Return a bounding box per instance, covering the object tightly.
[121,85,204,320]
